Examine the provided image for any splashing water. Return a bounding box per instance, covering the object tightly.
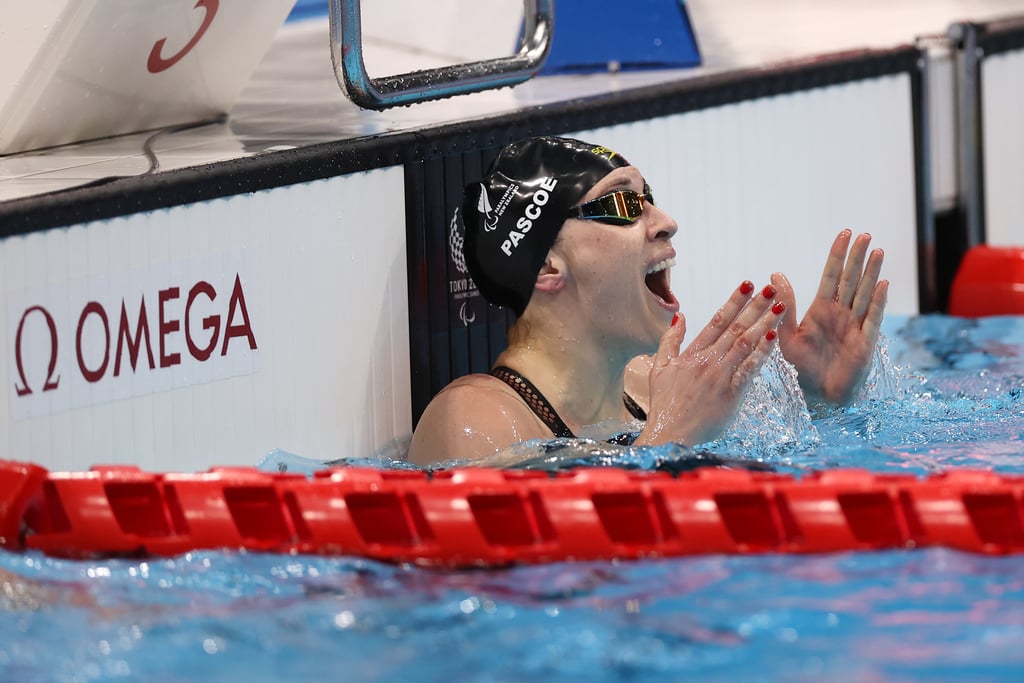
[261,315,1024,477]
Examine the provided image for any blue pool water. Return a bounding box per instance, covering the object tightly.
[2,314,1023,682]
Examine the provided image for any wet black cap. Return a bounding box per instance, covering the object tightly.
[463,136,631,315]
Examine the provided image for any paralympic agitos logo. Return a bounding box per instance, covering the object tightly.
[8,272,257,409]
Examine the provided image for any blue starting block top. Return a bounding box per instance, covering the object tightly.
[286,0,328,22]
[537,0,702,75]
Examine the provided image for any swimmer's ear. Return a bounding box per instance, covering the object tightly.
[534,252,566,294]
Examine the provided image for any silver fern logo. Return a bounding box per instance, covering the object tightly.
[478,184,499,232]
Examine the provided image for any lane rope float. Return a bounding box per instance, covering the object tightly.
[1,459,1022,566]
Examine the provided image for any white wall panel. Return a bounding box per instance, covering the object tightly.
[983,48,1024,246]
[2,168,410,472]
[576,74,919,333]
[927,50,958,210]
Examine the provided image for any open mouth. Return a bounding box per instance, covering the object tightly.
[645,257,678,306]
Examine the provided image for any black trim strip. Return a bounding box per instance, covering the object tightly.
[1,47,920,236]
[911,55,938,312]
[976,16,1024,55]
[404,161,432,420]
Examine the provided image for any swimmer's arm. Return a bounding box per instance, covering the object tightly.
[407,383,535,466]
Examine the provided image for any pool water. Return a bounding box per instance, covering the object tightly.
[3,314,1024,682]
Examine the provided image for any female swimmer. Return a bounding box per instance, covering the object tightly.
[408,136,887,465]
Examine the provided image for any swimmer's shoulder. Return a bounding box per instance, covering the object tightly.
[432,371,537,407]
[407,372,540,466]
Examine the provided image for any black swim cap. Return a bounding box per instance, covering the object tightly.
[463,136,631,315]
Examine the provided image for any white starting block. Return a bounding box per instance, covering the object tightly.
[0,0,296,155]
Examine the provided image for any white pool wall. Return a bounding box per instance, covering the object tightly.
[2,169,410,473]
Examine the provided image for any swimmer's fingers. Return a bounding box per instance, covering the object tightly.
[860,279,889,343]
[770,272,799,348]
[688,281,760,350]
[851,247,885,320]
[653,313,687,367]
[837,233,873,307]
[731,318,782,385]
[692,283,776,360]
[717,301,785,382]
[815,229,853,302]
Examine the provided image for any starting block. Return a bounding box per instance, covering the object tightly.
[0,0,296,155]
[535,0,702,75]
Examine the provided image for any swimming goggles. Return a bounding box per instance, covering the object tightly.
[569,185,655,226]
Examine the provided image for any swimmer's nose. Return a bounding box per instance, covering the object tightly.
[646,203,678,241]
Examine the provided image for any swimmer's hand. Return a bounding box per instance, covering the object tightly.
[635,281,785,447]
[773,229,888,406]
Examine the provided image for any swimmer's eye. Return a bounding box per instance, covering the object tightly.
[569,185,655,226]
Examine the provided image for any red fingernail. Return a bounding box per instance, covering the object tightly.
[766,329,777,341]
[772,301,785,315]
[740,280,754,295]
[671,313,679,327]
[762,285,776,299]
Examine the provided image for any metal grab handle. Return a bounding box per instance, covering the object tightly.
[329,0,553,110]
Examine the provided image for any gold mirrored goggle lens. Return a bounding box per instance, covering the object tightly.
[570,187,655,226]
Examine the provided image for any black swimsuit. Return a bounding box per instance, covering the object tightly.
[491,366,646,444]
[490,367,777,473]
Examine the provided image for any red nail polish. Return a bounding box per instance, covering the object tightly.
[671,313,679,327]
[765,329,777,341]
[740,280,754,295]
[762,285,776,299]
[772,301,785,315]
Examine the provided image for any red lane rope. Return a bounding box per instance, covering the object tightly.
[1,459,1023,566]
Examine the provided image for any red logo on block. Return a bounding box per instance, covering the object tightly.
[147,0,219,73]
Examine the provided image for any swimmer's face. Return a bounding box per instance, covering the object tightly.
[555,166,679,349]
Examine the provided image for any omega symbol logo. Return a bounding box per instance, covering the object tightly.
[13,306,60,396]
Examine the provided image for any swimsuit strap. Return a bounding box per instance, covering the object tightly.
[490,366,648,439]
[623,392,648,421]
[491,366,576,438]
